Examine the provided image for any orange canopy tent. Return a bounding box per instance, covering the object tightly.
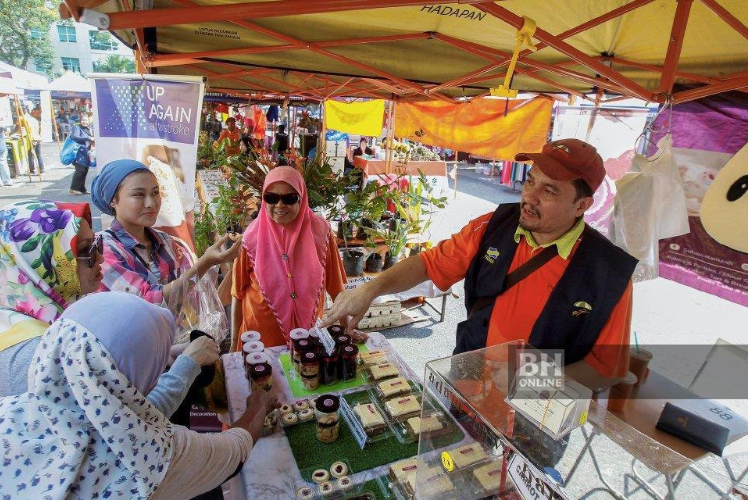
[59,1,748,105]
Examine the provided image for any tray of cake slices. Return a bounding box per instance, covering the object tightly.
[384,442,506,500]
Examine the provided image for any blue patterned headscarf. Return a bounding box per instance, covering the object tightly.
[91,159,150,215]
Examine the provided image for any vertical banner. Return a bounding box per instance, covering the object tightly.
[649,91,748,306]
[89,74,205,247]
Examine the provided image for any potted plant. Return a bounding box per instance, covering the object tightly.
[339,180,390,277]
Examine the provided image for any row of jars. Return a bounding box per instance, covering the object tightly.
[290,327,359,390]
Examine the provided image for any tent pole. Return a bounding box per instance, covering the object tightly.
[51,104,61,144]
[319,100,326,160]
[385,98,395,175]
[453,152,459,200]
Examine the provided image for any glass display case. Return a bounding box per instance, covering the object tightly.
[411,341,745,500]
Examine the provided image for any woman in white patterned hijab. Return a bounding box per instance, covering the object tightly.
[0,292,273,500]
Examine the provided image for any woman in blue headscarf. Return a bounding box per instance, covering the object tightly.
[0,292,276,500]
[91,159,239,305]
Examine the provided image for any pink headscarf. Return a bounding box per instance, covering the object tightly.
[242,167,331,341]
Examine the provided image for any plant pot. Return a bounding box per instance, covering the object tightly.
[342,250,366,277]
[384,252,399,270]
[365,253,384,273]
[337,221,356,240]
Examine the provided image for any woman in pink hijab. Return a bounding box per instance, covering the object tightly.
[231,167,347,348]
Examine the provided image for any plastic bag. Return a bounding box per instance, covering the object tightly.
[167,267,229,345]
[609,135,690,282]
[59,136,79,165]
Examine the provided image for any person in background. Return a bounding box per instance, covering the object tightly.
[0,292,277,500]
[352,136,374,157]
[204,113,221,142]
[214,116,241,155]
[232,167,347,350]
[68,114,95,195]
[273,123,289,155]
[92,159,239,305]
[0,126,14,186]
[239,137,252,156]
[22,105,44,175]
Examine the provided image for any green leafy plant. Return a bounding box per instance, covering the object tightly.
[193,209,216,257]
[364,169,447,262]
[339,179,390,251]
[213,175,250,236]
[297,152,349,220]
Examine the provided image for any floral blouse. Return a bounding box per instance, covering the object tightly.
[98,220,194,304]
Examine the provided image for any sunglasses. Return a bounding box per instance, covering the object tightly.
[76,234,103,269]
[263,192,300,205]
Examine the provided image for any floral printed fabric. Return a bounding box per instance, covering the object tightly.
[0,201,83,333]
[0,317,173,499]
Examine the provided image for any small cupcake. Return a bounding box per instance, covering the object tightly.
[330,461,348,478]
[293,400,309,412]
[337,476,353,492]
[312,469,330,484]
[279,404,294,415]
[282,413,298,426]
[319,481,334,495]
[296,486,315,499]
[298,408,315,422]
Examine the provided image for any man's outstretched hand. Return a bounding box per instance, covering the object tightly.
[321,287,377,334]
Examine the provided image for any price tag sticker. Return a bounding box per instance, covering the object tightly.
[507,452,568,500]
[441,451,454,472]
[312,319,336,356]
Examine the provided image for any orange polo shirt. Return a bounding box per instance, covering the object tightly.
[419,213,632,378]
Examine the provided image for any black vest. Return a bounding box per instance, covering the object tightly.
[454,203,638,364]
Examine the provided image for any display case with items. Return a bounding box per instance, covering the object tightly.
[414,341,575,500]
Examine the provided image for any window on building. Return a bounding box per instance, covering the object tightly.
[61,57,81,73]
[89,31,118,51]
[57,24,77,43]
[30,28,43,40]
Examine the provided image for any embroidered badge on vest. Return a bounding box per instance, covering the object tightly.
[572,301,592,316]
[484,247,500,264]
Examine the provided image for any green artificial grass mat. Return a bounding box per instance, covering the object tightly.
[279,345,370,398]
[285,390,464,482]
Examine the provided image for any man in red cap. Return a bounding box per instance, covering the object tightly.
[324,138,637,388]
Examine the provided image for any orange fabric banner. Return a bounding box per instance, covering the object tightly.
[394,97,553,159]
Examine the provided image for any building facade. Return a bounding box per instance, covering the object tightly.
[29,22,134,77]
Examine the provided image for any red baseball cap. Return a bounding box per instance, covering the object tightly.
[515,138,605,192]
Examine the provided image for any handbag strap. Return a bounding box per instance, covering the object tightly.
[469,245,557,317]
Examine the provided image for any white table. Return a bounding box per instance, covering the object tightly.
[222,332,422,499]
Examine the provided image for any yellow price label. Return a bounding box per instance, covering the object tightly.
[579,411,588,425]
[441,451,454,472]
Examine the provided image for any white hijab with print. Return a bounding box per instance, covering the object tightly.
[0,292,176,499]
